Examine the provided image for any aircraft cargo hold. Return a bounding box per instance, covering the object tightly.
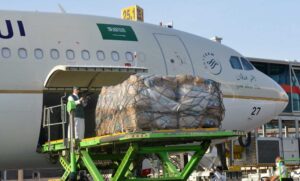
[95,75,225,136]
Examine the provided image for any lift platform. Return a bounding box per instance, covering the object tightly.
[40,65,241,180]
[42,129,243,181]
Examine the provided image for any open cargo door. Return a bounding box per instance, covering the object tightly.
[44,65,148,90]
[40,65,148,142]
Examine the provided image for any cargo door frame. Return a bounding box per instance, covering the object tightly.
[39,65,148,143]
[44,65,148,90]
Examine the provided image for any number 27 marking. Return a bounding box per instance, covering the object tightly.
[251,107,261,115]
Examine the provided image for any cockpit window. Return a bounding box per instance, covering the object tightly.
[230,56,243,70]
[241,57,254,70]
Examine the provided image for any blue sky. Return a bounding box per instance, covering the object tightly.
[1,0,299,60]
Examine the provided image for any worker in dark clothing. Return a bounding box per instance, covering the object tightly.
[68,86,85,140]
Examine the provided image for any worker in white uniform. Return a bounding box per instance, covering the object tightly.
[68,86,85,140]
[270,156,292,181]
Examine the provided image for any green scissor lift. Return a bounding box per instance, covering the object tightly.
[42,129,243,181]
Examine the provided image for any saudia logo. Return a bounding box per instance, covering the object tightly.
[97,23,137,41]
[0,20,26,39]
[202,52,222,75]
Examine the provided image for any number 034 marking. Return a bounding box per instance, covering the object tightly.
[251,107,261,115]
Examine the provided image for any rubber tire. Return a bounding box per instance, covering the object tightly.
[79,173,89,181]
[69,172,77,181]
[49,154,59,164]
[238,132,251,147]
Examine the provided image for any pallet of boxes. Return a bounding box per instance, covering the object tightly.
[95,75,225,136]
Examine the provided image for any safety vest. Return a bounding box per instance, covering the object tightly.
[278,164,289,179]
[68,95,84,118]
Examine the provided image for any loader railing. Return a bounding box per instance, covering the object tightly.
[43,104,67,143]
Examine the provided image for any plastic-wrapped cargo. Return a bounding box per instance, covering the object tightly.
[95,75,224,136]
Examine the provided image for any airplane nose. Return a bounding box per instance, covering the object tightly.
[281,89,289,102]
[275,82,289,112]
[278,84,289,102]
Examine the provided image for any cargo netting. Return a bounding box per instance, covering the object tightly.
[95,75,224,136]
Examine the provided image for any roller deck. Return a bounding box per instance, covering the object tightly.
[42,129,243,181]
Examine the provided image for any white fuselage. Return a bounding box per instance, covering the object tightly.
[0,11,288,169]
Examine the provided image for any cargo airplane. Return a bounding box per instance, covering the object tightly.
[0,10,288,169]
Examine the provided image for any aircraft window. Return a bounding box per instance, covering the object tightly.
[50,49,59,60]
[241,57,254,70]
[81,50,90,60]
[1,47,11,58]
[111,51,120,61]
[230,56,243,70]
[125,52,134,62]
[18,48,27,59]
[34,48,44,60]
[66,49,75,60]
[96,50,105,61]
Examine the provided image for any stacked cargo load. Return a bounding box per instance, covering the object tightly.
[95,75,224,136]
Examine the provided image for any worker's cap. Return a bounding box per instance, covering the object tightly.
[73,86,80,90]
